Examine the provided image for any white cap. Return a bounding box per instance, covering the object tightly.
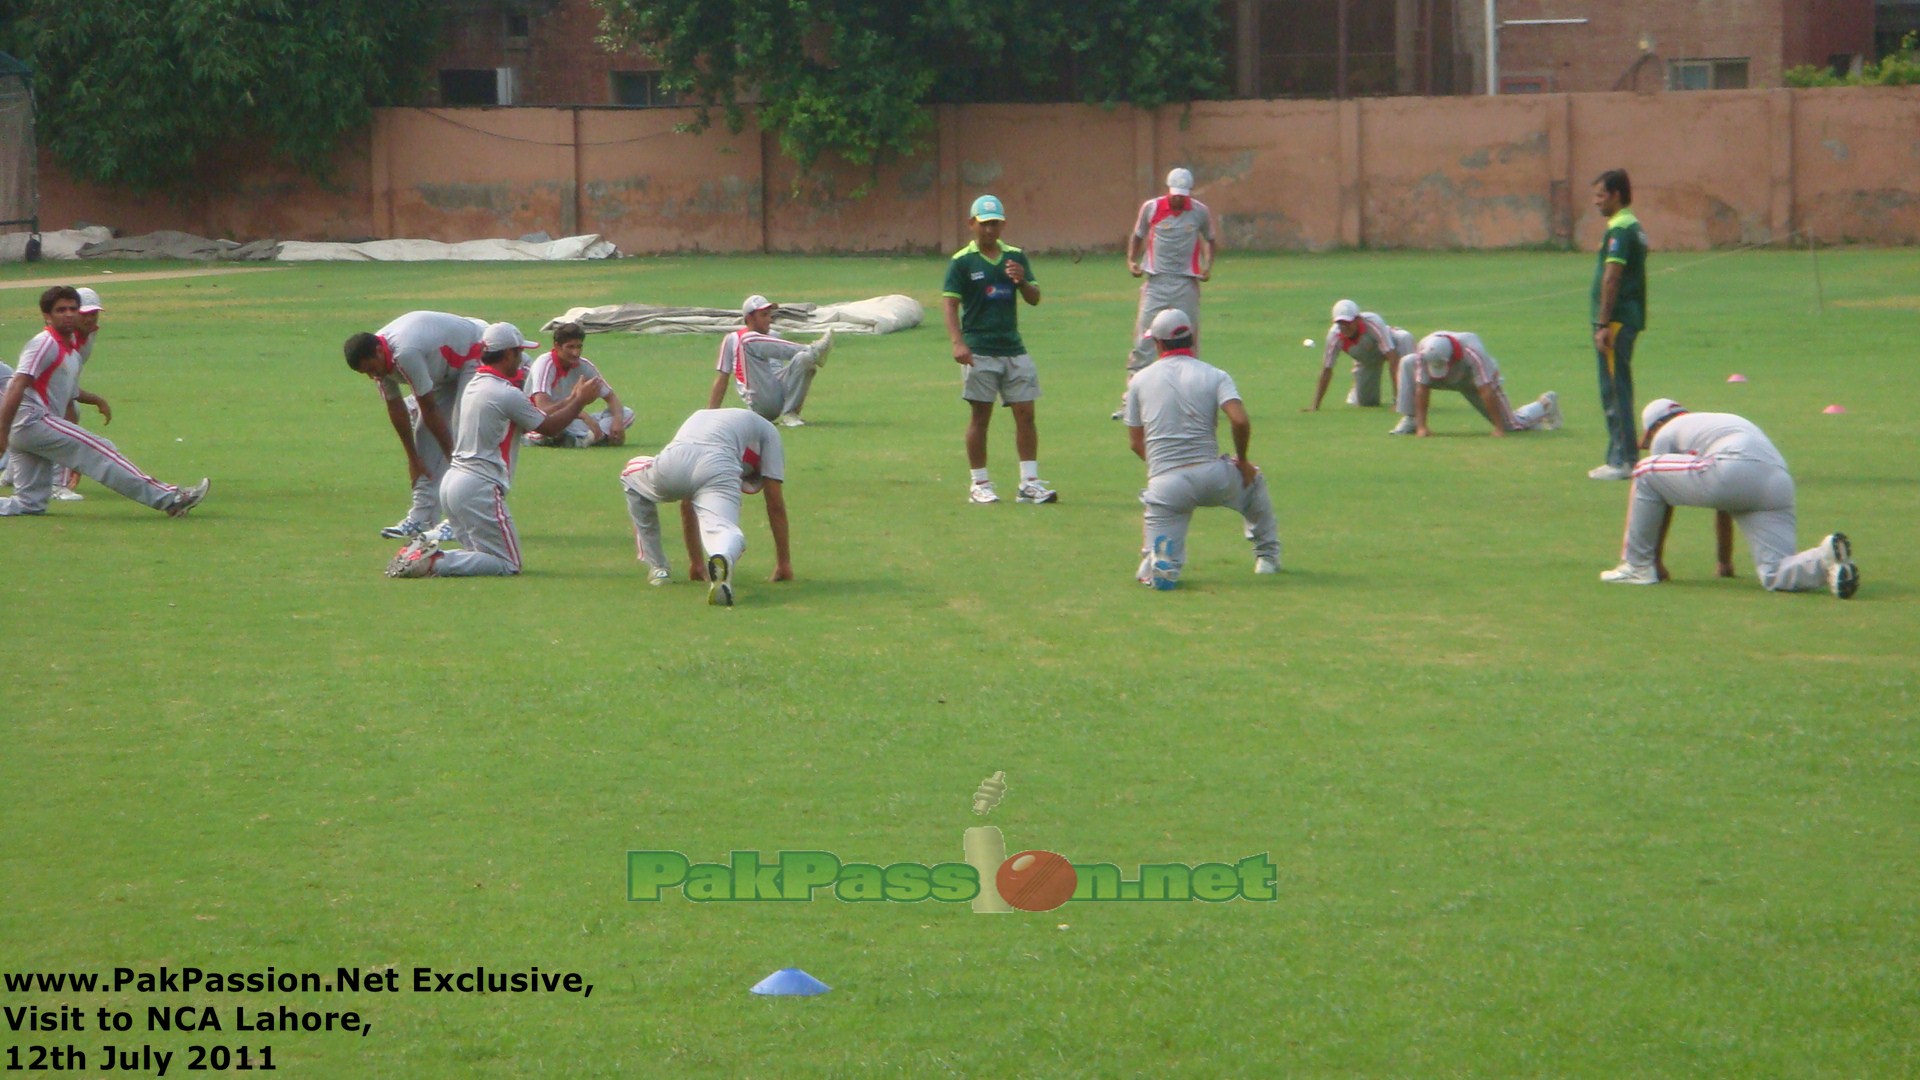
[1415,338,1450,378]
[742,294,776,317]
[1166,167,1194,196]
[1331,299,1359,323]
[1147,308,1194,341]
[76,287,103,313]
[481,321,538,353]
[1642,398,1686,430]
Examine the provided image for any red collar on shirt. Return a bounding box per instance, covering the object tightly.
[1159,347,1198,360]
[476,363,526,387]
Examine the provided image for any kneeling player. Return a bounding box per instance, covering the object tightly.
[620,408,793,607]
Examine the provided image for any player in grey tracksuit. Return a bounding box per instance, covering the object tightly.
[1392,330,1560,437]
[523,323,632,447]
[343,310,489,538]
[382,323,598,579]
[1124,308,1281,589]
[620,408,793,607]
[1600,398,1859,597]
[1308,299,1413,410]
[707,295,833,428]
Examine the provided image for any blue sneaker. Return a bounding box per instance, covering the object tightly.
[1148,536,1179,591]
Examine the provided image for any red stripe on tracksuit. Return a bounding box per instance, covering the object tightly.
[493,487,521,572]
[42,415,172,496]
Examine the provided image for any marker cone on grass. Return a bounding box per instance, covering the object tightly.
[750,968,831,996]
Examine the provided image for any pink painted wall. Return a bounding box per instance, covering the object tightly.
[34,88,1920,254]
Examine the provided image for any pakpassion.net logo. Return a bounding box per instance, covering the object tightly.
[626,773,1276,913]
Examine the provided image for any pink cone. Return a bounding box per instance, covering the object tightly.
[1822,404,1847,414]
[1726,373,1747,383]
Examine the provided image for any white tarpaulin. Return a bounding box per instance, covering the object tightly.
[0,226,113,261]
[542,294,923,336]
[278,234,617,262]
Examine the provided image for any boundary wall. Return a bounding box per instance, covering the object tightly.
[37,88,1920,254]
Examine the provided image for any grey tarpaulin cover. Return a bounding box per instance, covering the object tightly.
[2,228,618,262]
[542,295,923,336]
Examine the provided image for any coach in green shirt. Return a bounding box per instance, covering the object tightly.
[1589,168,1649,480]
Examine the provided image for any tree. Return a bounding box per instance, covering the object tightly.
[3,0,443,190]
[594,0,1225,171]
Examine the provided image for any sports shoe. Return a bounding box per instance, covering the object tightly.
[523,432,549,446]
[1254,556,1281,575]
[52,487,84,502]
[968,481,1000,505]
[1588,464,1633,481]
[1110,408,1125,421]
[1822,533,1858,598]
[647,567,670,587]
[166,478,210,518]
[1538,391,1563,431]
[1345,388,1359,406]
[777,413,807,428]
[1016,479,1059,504]
[1136,552,1154,586]
[1388,416,1417,435]
[706,553,734,607]
[808,329,833,369]
[430,520,457,543]
[1147,536,1179,590]
[1599,561,1659,585]
[380,518,427,540]
[384,537,440,578]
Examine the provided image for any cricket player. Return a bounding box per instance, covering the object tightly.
[1589,168,1649,480]
[706,295,833,428]
[1306,299,1412,411]
[524,321,632,447]
[384,323,598,579]
[944,193,1057,505]
[0,286,208,518]
[1600,398,1858,597]
[342,310,488,539]
[1115,168,1216,418]
[46,286,108,501]
[1124,308,1281,590]
[619,408,794,607]
[1390,330,1561,437]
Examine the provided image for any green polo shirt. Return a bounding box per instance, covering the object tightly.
[1591,208,1649,330]
[942,241,1036,356]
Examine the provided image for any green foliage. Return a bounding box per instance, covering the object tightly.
[4,0,443,190]
[1785,33,1920,87]
[594,0,1224,170]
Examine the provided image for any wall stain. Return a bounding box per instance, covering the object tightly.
[1822,139,1850,161]
[960,160,1003,186]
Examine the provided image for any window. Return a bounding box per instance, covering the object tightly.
[612,71,678,107]
[504,12,531,44]
[440,69,499,106]
[1666,58,1749,91]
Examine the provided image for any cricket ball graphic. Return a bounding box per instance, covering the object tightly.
[996,850,1078,912]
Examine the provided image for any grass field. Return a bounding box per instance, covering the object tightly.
[2,247,1915,1077]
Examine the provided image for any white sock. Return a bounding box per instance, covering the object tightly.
[970,468,990,485]
[1019,460,1039,483]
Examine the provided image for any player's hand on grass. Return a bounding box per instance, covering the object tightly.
[1415,426,1431,438]
[1300,405,1319,412]
[93,397,112,424]
[605,426,626,447]
[769,563,793,583]
[689,561,707,582]
[1716,560,1735,578]
[1657,562,1672,582]
[1488,426,1506,438]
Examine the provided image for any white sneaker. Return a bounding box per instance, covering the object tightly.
[1016,479,1058,504]
[648,567,670,587]
[1599,561,1659,585]
[430,520,457,543]
[809,329,833,369]
[166,478,211,518]
[380,517,426,540]
[1345,388,1358,406]
[1147,536,1179,590]
[385,537,440,578]
[777,413,807,428]
[1538,391,1562,430]
[968,481,1000,505]
[1822,533,1858,599]
[1388,416,1417,435]
[706,553,734,607]
[52,487,84,502]
[1254,556,1281,575]
[1588,464,1633,481]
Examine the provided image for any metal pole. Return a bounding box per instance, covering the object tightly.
[1485,0,1497,94]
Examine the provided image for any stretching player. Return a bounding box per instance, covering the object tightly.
[385,323,598,578]
[0,286,208,518]
[48,286,108,501]
[1114,168,1215,418]
[944,194,1057,505]
[619,408,793,607]
[524,322,632,447]
[342,311,487,540]
[1392,330,1561,437]
[1600,398,1858,597]
[1306,299,1412,411]
[1126,309,1281,589]
[706,295,833,428]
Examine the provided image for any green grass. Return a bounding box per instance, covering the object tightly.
[2,249,1915,1077]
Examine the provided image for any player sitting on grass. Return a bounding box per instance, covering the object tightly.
[708,295,833,429]
[523,322,632,448]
